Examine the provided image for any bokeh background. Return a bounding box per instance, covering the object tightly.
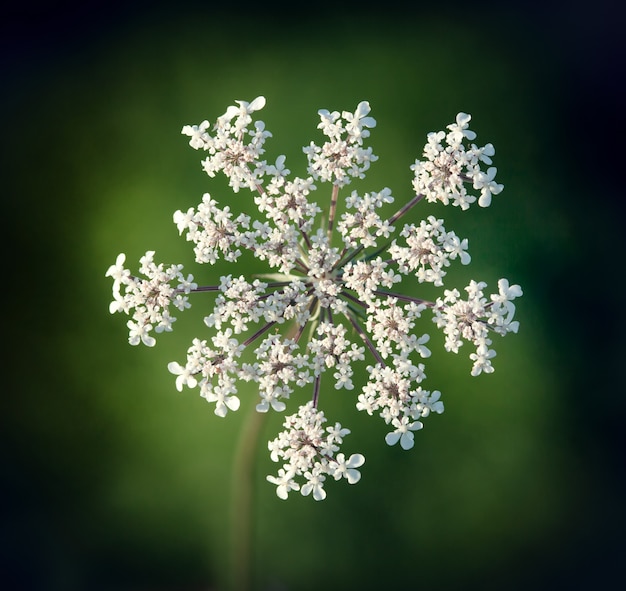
[3,2,624,590]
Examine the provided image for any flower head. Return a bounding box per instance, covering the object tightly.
[107,97,521,499]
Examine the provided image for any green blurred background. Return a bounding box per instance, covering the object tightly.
[3,2,624,590]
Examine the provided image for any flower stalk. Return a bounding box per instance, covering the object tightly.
[230,402,267,591]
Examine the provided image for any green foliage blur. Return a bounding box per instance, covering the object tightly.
[3,2,624,590]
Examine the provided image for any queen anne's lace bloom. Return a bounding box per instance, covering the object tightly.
[107,97,522,500]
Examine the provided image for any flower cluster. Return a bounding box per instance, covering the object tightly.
[106,97,522,500]
[107,251,197,346]
[411,112,503,209]
[267,402,365,501]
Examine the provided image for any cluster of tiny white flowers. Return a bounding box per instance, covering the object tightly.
[168,333,243,417]
[357,356,444,451]
[307,321,365,391]
[388,215,470,286]
[412,112,503,209]
[267,401,365,501]
[432,278,522,376]
[303,101,377,187]
[107,251,197,347]
[107,97,522,500]
[337,188,393,248]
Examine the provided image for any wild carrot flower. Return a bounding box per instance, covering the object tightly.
[106,97,521,500]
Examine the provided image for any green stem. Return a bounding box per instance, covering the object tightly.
[229,403,267,591]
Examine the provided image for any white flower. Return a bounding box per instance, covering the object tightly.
[266,468,300,500]
[218,96,266,125]
[105,253,130,293]
[301,472,327,501]
[181,120,210,149]
[108,97,521,500]
[495,278,523,301]
[208,390,240,417]
[473,167,503,207]
[330,453,365,484]
[470,344,497,376]
[167,361,198,391]
[342,100,376,143]
[447,112,477,144]
[127,319,156,347]
[385,416,423,450]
